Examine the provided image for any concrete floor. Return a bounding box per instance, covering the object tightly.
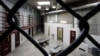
[6,33,50,56]
[6,33,93,56]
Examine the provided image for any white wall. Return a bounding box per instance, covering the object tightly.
[44,11,80,46]
[44,7,100,55]
[46,14,58,23]
[45,12,73,24]
[58,12,73,24]
[45,23,73,45]
[20,33,24,44]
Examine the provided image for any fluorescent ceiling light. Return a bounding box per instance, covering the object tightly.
[46,7,49,10]
[52,6,56,9]
[37,6,41,9]
[37,1,50,5]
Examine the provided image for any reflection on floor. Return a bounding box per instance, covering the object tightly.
[6,33,50,56]
[6,33,93,56]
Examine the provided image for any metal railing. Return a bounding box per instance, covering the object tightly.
[0,0,100,56]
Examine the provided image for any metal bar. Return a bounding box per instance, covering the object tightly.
[0,0,99,56]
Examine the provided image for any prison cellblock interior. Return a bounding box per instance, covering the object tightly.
[0,7,41,56]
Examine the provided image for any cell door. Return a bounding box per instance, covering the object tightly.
[15,32,20,47]
[70,31,76,44]
[0,35,11,56]
[5,35,11,54]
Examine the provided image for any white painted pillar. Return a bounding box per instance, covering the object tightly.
[11,33,15,51]
[55,14,58,23]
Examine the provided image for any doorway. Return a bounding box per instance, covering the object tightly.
[15,32,20,47]
[57,27,63,42]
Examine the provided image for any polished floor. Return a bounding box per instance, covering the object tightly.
[6,33,50,56]
[6,33,93,56]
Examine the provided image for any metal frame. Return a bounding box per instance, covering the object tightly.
[0,0,99,56]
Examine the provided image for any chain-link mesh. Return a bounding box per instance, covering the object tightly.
[0,0,100,56]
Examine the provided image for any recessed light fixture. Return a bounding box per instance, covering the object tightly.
[52,6,56,9]
[37,6,41,9]
[37,1,50,5]
[46,7,49,10]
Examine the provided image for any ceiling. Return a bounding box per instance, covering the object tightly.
[27,0,82,11]
[27,0,57,11]
[27,0,100,11]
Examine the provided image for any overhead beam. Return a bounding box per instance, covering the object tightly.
[66,0,100,7]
